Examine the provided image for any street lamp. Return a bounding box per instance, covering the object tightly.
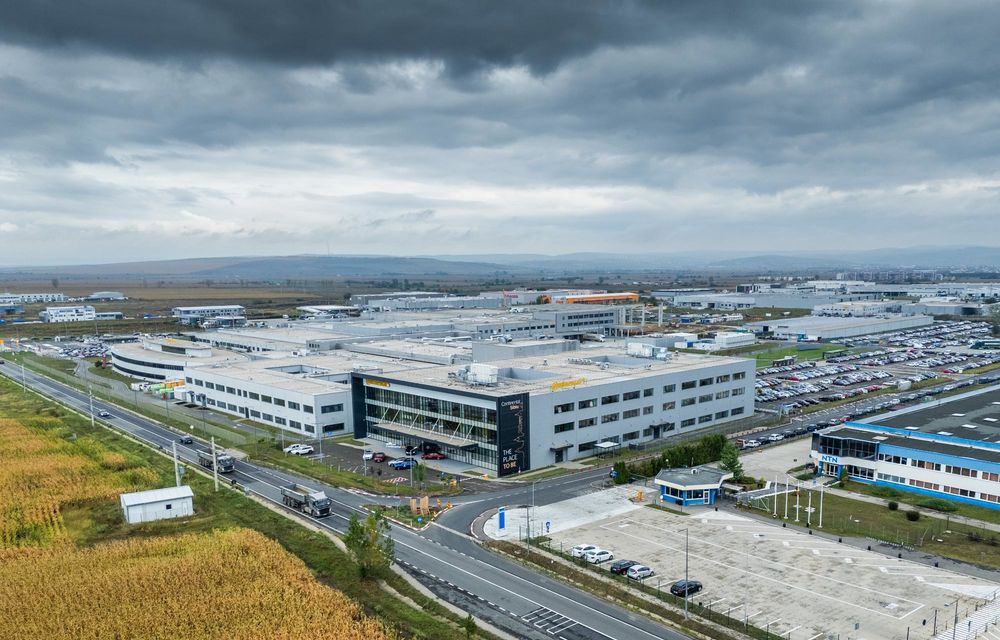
[678,527,690,619]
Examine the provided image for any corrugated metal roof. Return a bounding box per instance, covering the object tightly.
[120,485,193,507]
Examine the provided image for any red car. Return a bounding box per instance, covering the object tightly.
[421,452,447,460]
[371,452,387,463]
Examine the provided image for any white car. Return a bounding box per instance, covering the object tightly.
[362,450,375,461]
[571,544,596,558]
[767,433,784,442]
[284,443,314,455]
[743,439,760,449]
[626,565,654,580]
[585,549,614,564]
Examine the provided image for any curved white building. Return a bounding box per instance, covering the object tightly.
[110,338,246,381]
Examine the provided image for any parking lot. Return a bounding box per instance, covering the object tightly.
[547,506,999,639]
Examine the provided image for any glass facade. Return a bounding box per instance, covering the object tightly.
[364,386,499,469]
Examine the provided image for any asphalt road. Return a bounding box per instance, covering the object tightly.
[0,365,688,640]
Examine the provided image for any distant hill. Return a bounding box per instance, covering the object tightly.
[0,255,522,280]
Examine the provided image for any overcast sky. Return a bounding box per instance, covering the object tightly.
[1,1,999,265]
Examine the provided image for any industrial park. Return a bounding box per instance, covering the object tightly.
[4,2,1000,640]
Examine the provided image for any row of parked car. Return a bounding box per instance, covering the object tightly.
[831,321,991,350]
[569,544,701,595]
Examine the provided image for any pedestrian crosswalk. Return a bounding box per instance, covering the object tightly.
[521,606,579,636]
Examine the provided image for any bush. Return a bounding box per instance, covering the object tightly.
[905,510,921,522]
[887,501,898,511]
[915,498,958,513]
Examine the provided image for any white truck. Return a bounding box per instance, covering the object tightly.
[280,483,332,518]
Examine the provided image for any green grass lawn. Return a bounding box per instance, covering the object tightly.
[0,374,489,640]
[755,344,845,368]
[743,487,1000,569]
[843,480,1000,526]
[85,358,140,385]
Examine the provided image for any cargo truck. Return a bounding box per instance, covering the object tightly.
[197,450,235,474]
[281,483,331,517]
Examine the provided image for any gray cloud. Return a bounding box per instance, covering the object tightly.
[0,1,999,265]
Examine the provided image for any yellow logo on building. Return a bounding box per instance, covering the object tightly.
[365,378,391,388]
[550,378,586,392]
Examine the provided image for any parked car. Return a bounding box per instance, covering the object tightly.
[389,457,416,470]
[422,452,447,460]
[371,452,387,463]
[178,435,193,445]
[670,580,703,597]
[742,439,760,449]
[284,443,314,455]
[362,450,375,461]
[585,549,614,564]
[571,544,597,558]
[767,433,784,442]
[626,565,655,580]
[98,410,111,418]
[610,559,638,575]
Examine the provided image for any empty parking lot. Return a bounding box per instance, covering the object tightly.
[548,506,998,639]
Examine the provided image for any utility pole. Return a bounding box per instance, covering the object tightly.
[807,490,813,528]
[211,437,219,492]
[683,527,690,620]
[773,474,778,517]
[88,381,95,428]
[784,476,789,519]
[172,442,181,487]
[795,488,801,522]
[819,483,825,529]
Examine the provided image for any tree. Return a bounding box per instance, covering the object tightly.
[344,510,394,578]
[462,614,478,638]
[412,462,426,487]
[719,441,744,482]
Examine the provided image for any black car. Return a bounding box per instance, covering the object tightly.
[793,426,807,436]
[178,435,193,445]
[806,424,819,432]
[610,559,638,575]
[670,580,703,597]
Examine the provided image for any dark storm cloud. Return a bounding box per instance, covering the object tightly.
[0,1,853,75]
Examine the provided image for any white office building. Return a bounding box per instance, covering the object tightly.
[110,338,247,381]
[172,305,246,325]
[39,305,96,323]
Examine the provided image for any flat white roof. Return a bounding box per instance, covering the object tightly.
[120,485,193,507]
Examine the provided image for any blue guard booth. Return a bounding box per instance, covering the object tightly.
[655,466,733,507]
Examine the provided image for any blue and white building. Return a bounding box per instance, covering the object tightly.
[811,414,1000,510]
[655,466,732,507]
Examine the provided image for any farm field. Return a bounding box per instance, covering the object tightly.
[0,381,394,639]
[0,528,389,640]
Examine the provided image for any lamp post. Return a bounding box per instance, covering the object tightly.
[678,527,690,619]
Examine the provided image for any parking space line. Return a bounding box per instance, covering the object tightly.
[766,618,782,626]
[785,625,802,635]
[746,610,763,620]
[708,597,726,607]
[807,633,825,640]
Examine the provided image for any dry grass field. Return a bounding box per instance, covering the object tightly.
[0,528,391,640]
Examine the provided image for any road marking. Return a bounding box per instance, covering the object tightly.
[785,625,801,634]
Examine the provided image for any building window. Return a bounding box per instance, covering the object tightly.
[623,431,640,441]
[877,473,906,484]
[555,422,574,434]
[715,390,730,400]
[663,401,676,410]
[185,377,193,384]
[733,372,746,380]
[227,403,236,412]
[290,420,301,429]
[877,454,908,465]
[698,414,713,424]
[304,405,313,413]
[642,427,653,437]
[261,395,273,404]
[304,424,316,434]
[698,394,713,403]
[944,485,975,498]
[274,417,287,426]
[732,388,745,396]
[716,374,731,383]
[578,441,597,453]
[249,410,260,418]
[578,417,596,428]
[578,398,597,409]
[643,406,654,415]
[321,404,343,414]
[323,423,345,434]
[554,402,574,414]
[909,478,939,490]
[945,465,977,478]
[623,390,640,401]
[623,408,640,419]
[699,377,713,387]
[274,398,286,407]
[194,379,204,387]
[226,386,236,395]
[715,410,729,419]
[681,418,696,427]
[663,422,676,432]
[601,394,620,405]
[983,493,1000,503]
[911,459,942,472]
[262,413,273,422]
[681,380,697,390]
[984,472,1000,482]
[601,413,619,424]
[732,407,745,415]
[248,392,259,400]
[643,388,653,397]
[681,397,696,407]
[288,401,300,410]
[663,384,676,393]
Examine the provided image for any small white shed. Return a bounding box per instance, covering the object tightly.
[120,485,194,524]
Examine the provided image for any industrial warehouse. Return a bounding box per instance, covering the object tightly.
[811,389,1000,510]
